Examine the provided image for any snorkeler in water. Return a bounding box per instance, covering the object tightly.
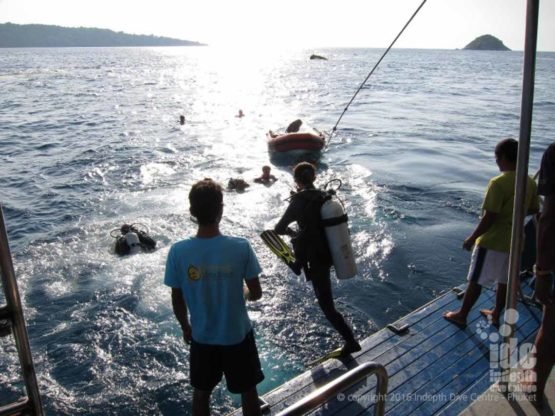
[254,166,277,185]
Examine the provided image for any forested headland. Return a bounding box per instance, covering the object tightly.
[0,22,205,48]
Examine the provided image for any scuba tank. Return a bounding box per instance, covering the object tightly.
[320,188,357,279]
[124,232,142,255]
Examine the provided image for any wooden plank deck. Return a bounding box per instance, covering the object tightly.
[230,276,544,415]
[458,368,555,416]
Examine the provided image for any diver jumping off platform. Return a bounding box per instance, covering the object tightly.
[262,162,361,358]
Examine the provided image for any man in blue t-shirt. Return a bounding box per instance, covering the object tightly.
[165,178,264,416]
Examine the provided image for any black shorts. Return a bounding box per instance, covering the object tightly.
[190,330,264,394]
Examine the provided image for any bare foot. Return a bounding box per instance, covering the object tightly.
[479,309,500,327]
[443,311,467,328]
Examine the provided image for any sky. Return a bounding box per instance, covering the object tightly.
[1,0,554,51]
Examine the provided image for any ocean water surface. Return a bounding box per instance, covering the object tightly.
[0,46,554,415]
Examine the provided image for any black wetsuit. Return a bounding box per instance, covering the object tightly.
[274,186,356,344]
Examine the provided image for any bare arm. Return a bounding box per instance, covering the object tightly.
[171,288,192,344]
[463,210,498,251]
[244,277,262,301]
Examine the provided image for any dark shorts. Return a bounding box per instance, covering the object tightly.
[190,330,264,394]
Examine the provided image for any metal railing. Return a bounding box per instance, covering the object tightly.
[0,205,43,416]
[501,0,539,392]
[276,361,388,416]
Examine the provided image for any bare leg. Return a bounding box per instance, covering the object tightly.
[443,281,483,326]
[193,388,211,416]
[533,304,555,403]
[241,387,261,416]
[480,283,507,327]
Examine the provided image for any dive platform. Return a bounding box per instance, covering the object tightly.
[231,277,545,415]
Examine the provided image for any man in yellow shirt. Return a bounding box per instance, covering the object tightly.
[444,138,539,327]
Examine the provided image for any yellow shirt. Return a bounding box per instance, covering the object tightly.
[476,171,539,252]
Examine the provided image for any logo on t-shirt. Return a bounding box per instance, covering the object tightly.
[188,265,201,281]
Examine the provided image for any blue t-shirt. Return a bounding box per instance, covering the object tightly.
[164,235,262,345]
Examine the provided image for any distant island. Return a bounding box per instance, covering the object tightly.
[0,22,205,48]
[310,54,328,60]
[464,34,510,51]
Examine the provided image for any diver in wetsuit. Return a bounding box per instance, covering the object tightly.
[274,162,361,355]
[114,224,156,256]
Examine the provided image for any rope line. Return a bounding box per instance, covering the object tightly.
[326,0,429,147]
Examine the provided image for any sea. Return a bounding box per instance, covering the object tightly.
[0,46,554,415]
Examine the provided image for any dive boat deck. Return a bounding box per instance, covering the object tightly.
[231,277,546,415]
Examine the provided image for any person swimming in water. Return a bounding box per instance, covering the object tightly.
[227,178,250,192]
[254,166,277,185]
[113,223,156,256]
